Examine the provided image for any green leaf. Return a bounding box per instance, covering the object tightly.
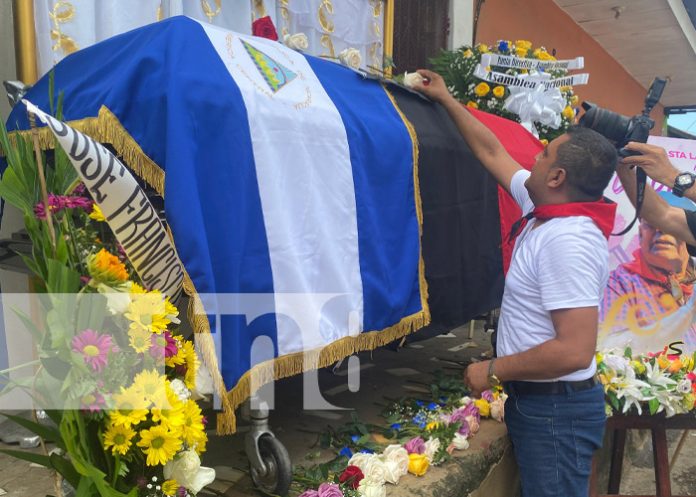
[649,398,660,415]
[50,452,81,487]
[46,259,81,294]
[0,448,51,467]
[0,412,64,450]
[624,347,633,359]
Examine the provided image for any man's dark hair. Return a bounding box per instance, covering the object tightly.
[553,126,618,200]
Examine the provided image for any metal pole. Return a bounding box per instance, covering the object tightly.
[12,0,38,84]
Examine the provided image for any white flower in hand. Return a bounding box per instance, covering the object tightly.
[403,71,425,89]
[284,33,309,51]
[338,48,362,69]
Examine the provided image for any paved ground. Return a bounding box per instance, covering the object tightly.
[1,323,694,496]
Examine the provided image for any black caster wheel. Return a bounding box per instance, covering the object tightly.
[249,435,292,496]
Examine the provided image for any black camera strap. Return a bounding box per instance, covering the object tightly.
[612,166,646,236]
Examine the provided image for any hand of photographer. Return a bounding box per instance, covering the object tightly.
[621,142,681,188]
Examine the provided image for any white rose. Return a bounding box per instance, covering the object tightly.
[403,71,424,89]
[490,398,505,422]
[361,455,387,485]
[381,444,408,477]
[358,478,386,497]
[283,33,309,51]
[169,379,191,403]
[97,283,131,315]
[423,437,441,463]
[338,48,362,69]
[163,450,215,494]
[459,396,472,407]
[381,459,404,485]
[452,433,469,450]
[348,452,373,470]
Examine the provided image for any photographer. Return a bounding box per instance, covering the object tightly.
[412,69,617,497]
[617,141,696,247]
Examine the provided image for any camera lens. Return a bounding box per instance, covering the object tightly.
[578,102,631,144]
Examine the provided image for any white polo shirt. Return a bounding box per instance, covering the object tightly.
[496,170,609,381]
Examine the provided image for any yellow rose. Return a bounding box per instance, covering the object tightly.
[515,47,528,57]
[515,40,532,50]
[570,95,579,106]
[538,51,555,61]
[540,139,549,146]
[474,82,490,97]
[466,101,479,109]
[474,398,490,417]
[408,453,430,476]
[492,86,505,99]
[562,106,575,120]
[463,48,474,58]
[477,43,489,53]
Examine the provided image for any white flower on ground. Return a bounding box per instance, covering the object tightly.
[349,453,386,486]
[451,433,469,450]
[380,445,408,483]
[423,437,441,464]
[358,478,386,497]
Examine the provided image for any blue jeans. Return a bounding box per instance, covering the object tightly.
[505,383,606,497]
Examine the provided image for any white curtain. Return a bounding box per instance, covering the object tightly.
[32,0,386,79]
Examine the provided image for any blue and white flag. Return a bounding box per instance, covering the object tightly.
[6,16,428,432]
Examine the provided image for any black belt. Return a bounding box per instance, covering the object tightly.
[504,377,597,396]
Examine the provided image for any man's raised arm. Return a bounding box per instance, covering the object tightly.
[412,70,523,194]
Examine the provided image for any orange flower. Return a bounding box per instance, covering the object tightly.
[87,249,129,284]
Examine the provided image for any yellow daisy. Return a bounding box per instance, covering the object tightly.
[128,327,152,354]
[125,291,170,335]
[89,204,106,222]
[151,384,185,429]
[137,424,182,466]
[162,480,179,497]
[181,340,199,390]
[103,423,136,456]
[181,399,206,447]
[132,369,168,407]
[109,387,149,428]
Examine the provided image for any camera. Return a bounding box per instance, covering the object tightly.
[578,77,667,157]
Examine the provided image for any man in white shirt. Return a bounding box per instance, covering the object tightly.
[413,70,618,497]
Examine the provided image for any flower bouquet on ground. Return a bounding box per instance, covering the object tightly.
[292,372,506,497]
[429,40,581,143]
[597,347,696,417]
[0,98,213,496]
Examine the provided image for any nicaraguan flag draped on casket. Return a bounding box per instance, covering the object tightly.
[6,16,428,433]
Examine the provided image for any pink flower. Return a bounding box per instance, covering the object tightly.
[298,491,319,497]
[80,391,106,413]
[481,390,495,402]
[404,436,426,455]
[33,194,93,220]
[317,483,343,497]
[465,415,480,434]
[71,329,112,372]
[149,331,177,360]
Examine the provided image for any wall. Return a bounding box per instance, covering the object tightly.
[476,0,664,131]
[449,0,473,49]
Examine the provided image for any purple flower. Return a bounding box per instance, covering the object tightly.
[458,419,471,437]
[462,402,481,422]
[404,436,425,455]
[176,487,187,497]
[298,491,319,497]
[80,391,105,413]
[317,483,343,497]
[482,390,494,402]
[33,194,93,220]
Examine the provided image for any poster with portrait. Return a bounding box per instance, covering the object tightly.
[598,136,696,355]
